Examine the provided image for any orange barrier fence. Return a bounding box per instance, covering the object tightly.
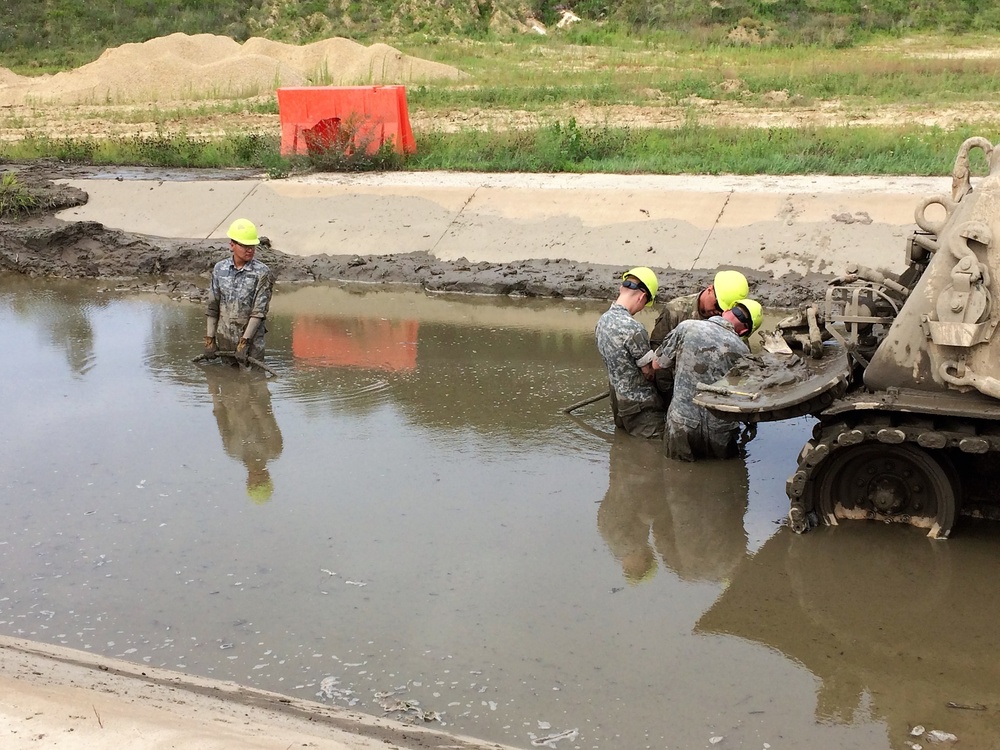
[277,85,416,157]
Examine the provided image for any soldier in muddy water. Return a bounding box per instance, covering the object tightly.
[594,267,665,439]
[648,270,751,403]
[652,299,763,461]
[204,218,275,366]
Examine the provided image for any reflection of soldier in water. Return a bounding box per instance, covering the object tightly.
[597,432,749,584]
[205,367,283,504]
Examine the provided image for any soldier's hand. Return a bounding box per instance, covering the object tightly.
[203,336,218,357]
[235,338,249,365]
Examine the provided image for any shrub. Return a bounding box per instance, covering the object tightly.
[0,172,40,220]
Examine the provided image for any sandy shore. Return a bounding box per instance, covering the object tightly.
[0,637,519,750]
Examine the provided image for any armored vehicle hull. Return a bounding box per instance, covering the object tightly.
[696,136,1000,538]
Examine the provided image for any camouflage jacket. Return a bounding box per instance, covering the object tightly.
[595,303,659,414]
[654,316,749,438]
[649,291,700,347]
[207,256,274,349]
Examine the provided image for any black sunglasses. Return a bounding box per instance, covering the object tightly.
[622,278,650,297]
[731,304,751,330]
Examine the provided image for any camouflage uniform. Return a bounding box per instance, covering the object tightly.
[595,302,664,438]
[649,291,701,347]
[648,291,702,400]
[654,316,749,461]
[207,257,274,361]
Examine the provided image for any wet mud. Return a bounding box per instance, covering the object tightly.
[0,162,829,308]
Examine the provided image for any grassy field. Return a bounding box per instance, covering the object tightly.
[2,30,1000,176]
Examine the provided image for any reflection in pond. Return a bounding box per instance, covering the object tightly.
[698,525,1000,749]
[292,316,418,371]
[204,366,283,504]
[598,432,749,584]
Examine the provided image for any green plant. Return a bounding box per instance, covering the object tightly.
[0,172,39,219]
[304,114,407,172]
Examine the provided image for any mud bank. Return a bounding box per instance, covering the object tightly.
[0,163,829,308]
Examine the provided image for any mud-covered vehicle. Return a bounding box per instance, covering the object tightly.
[696,136,1000,539]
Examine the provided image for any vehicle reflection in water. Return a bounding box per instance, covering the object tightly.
[598,432,749,585]
[697,524,1000,749]
[204,366,283,504]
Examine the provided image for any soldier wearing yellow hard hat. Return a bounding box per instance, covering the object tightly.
[652,298,762,461]
[594,267,665,439]
[649,269,750,347]
[203,218,275,367]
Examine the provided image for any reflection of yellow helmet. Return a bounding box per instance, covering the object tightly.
[622,267,659,308]
[227,218,260,246]
[713,270,749,311]
[622,550,657,584]
[733,298,763,335]
[247,477,274,504]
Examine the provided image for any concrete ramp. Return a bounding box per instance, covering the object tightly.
[57,171,951,277]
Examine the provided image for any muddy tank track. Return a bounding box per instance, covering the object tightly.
[787,406,1000,539]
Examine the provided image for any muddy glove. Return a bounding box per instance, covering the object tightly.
[235,338,250,365]
[203,336,218,357]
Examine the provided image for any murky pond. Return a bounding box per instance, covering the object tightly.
[2,276,999,750]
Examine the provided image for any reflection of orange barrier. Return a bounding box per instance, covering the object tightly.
[277,86,416,157]
[292,317,418,371]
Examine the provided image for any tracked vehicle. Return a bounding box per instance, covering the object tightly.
[696,136,1000,538]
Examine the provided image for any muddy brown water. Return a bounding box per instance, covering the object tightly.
[2,276,999,750]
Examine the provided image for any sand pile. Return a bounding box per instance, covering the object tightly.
[0,32,467,106]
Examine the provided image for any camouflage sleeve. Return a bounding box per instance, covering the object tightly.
[206,265,221,318]
[653,328,680,373]
[250,269,274,319]
[623,324,652,365]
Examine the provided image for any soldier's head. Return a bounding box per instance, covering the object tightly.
[619,267,658,313]
[723,298,763,338]
[227,218,260,268]
[698,270,749,318]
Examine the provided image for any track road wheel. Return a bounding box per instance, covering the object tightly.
[813,443,957,539]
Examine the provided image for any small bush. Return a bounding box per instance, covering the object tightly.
[0,172,39,220]
[304,114,407,172]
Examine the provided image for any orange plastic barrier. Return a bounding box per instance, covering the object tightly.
[277,86,416,157]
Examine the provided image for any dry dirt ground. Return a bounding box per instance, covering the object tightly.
[2,33,997,141]
[0,98,990,143]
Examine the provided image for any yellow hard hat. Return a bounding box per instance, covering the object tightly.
[733,298,763,335]
[227,218,260,246]
[713,270,749,311]
[622,267,659,308]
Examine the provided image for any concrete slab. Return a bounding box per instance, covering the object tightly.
[433,187,725,268]
[234,182,477,257]
[55,171,954,278]
[697,191,923,276]
[59,179,260,239]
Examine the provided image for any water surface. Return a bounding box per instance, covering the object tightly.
[2,277,997,750]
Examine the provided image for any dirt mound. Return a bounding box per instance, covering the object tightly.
[0,32,467,106]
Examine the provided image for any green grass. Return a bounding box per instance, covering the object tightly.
[0,172,40,219]
[405,122,993,175]
[2,122,995,177]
